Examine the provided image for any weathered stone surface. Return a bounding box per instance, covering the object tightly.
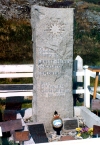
[91,99,100,110]
[31,5,74,130]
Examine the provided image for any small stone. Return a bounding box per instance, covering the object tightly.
[68,131,76,136]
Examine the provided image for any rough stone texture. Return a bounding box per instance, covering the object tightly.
[31,5,74,130]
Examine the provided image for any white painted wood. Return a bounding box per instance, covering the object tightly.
[0,57,100,107]
[0,64,33,72]
[73,89,84,94]
[0,73,33,78]
[73,71,84,76]
[0,127,2,137]
[75,55,83,81]
[83,65,90,108]
[0,91,33,97]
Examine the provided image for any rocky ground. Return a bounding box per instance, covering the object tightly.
[0,0,100,30]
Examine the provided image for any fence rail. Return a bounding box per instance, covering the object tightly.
[0,65,33,97]
[0,56,100,108]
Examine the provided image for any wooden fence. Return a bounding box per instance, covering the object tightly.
[0,64,33,97]
[0,56,100,108]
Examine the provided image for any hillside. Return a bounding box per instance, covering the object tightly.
[0,0,100,65]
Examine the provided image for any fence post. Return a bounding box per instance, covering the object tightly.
[73,55,84,105]
[83,65,90,108]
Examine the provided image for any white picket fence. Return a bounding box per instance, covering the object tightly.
[0,64,33,97]
[0,56,100,108]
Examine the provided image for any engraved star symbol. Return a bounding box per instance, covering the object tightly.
[50,24,60,35]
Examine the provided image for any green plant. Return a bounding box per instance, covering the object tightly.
[83,0,100,4]
[89,5,100,12]
[74,15,100,65]
[0,17,33,64]
[76,126,93,139]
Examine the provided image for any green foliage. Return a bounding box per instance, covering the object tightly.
[89,5,100,12]
[0,2,100,66]
[22,102,32,108]
[0,138,18,145]
[81,132,90,138]
[83,0,100,4]
[0,15,6,27]
[0,78,32,84]
[74,17,100,65]
[0,17,32,64]
[90,28,100,41]
[9,141,18,145]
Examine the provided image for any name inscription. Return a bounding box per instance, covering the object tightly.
[41,82,71,97]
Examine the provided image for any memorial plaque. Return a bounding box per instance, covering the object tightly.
[63,118,78,130]
[31,5,74,129]
[14,131,30,142]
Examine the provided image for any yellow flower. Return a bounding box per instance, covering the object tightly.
[76,128,82,132]
[88,128,93,135]
[91,132,93,135]
[77,133,81,137]
[88,128,93,132]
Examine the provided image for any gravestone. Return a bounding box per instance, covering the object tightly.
[63,118,78,130]
[31,5,74,130]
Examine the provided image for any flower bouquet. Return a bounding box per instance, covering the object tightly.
[76,126,93,139]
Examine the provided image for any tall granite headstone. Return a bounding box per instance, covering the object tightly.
[31,5,74,130]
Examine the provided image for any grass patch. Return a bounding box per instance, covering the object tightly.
[0,15,33,64]
[22,98,32,108]
[83,0,100,4]
[74,11,100,65]
[89,4,100,12]
[0,98,32,112]
[0,78,33,84]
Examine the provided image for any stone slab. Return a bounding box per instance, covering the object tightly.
[91,99,100,110]
[31,5,74,130]
[63,118,78,130]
